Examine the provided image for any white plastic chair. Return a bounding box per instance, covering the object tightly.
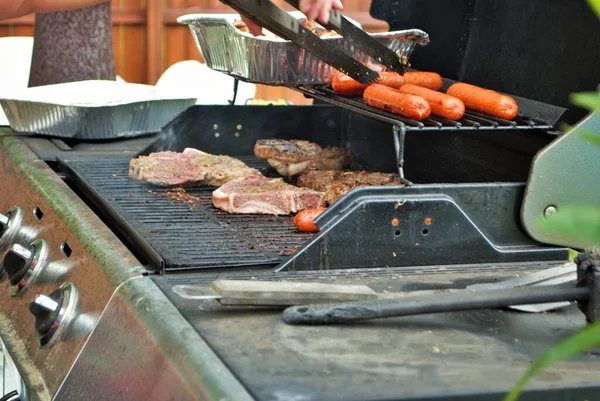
[156,60,256,105]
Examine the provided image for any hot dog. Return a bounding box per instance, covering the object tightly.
[332,73,368,96]
[403,72,444,91]
[363,84,431,120]
[398,84,465,121]
[332,72,406,96]
[446,83,519,120]
[294,208,327,233]
[376,72,405,89]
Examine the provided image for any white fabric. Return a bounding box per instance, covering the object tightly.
[156,60,256,105]
[0,37,34,126]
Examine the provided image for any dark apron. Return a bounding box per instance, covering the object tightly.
[28,2,115,88]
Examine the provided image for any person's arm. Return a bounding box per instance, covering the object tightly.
[241,0,343,36]
[0,0,108,21]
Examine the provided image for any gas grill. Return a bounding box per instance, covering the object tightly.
[1,0,600,400]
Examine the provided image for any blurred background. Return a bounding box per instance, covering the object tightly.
[0,0,388,106]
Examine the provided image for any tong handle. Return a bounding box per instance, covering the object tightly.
[219,0,380,84]
[282,284,589,325]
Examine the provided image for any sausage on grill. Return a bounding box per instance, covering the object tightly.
[294,208,327,232]
[447,83,519,120]
[403,72,444,91]
[376,72,405,89]
[363,84,431,120]
[332,72,405,96]
[332,73,368,96]
[398,83,465,121]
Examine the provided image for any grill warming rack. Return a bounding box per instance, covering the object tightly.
[294,85,557,185]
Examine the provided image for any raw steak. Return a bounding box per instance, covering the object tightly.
[129,148,260,187]
[297,170,401,205]
[253,139,351,177]
[212,175,325,215]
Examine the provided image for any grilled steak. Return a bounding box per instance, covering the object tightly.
[129,148,260,187]
[253,139,351,177]
[212,175,325,215]
[297,170,402,205]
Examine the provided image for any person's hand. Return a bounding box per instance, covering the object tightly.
[240,16,264,36]
[240,0,344,36]
[300,0,343,25]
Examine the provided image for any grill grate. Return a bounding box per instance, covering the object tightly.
[296,86,555,132]
[60,156,314,273]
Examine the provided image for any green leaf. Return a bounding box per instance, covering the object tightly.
[537,205,600,248]
[570,92,600,112]
[503,322,600,401]
[589,0,600,19]
[569,249,580,262]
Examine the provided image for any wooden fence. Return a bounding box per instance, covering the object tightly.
[0,0,386,104]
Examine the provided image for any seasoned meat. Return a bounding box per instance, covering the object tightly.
[129,148,260,187]
[253,139,351,177]
[299,19,338,37]
[234,18,337,38]
[297,170,401,205]
[212,175,325,215]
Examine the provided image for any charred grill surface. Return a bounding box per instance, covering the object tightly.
[59,156,314,273]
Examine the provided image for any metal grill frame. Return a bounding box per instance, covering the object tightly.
[294,85,561,184]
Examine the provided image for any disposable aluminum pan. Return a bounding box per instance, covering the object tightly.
[0,80,197,140]
[178,13,430,86]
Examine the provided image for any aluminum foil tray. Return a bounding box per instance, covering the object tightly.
[0,80,197,140]
[178,13,430,86]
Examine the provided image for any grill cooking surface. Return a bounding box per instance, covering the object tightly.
[60,156,313,272]
[297,86,555,131]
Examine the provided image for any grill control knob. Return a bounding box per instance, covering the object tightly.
[0,206,36,255]
[0,213,9,237]
[3,239,49,296]
[4,244,34,286]
[30,291,63,335]
[0,207,23,253]
[29,283,79,348]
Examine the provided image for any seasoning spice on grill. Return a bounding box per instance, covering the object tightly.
[161,188,203,210]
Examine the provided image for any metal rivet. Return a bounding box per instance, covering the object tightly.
[544,206,557,217]
[215,132,220,138]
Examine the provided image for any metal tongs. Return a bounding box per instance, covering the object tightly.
[219,0,409,84]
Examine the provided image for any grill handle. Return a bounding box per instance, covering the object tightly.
[282,284,589,325]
